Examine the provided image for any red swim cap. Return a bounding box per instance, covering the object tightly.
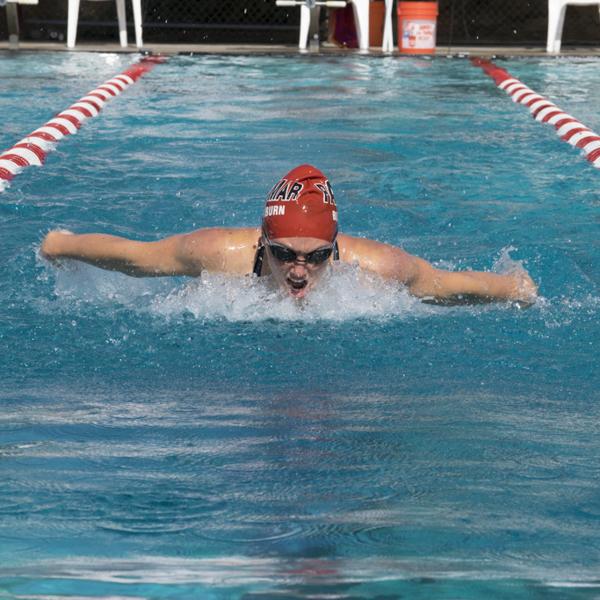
[262,164,338,242]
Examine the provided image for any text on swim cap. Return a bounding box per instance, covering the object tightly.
[266,178,336,206]
[315,182,336,206]
[264,205,286,217]
[267,179,303,203]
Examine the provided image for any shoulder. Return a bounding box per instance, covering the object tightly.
[179,227,260,275]
[337,233,418,283]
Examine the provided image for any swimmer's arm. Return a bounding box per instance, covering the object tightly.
[40,230,204,277]
[404,256,538,305]
[341,236,537,304]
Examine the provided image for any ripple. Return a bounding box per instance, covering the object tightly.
[93,490,228,535]
[97,521,194,535]
[0,442,44,457]
[573,503,600,520]
[351,525,398,548]
[199,522,304,544]
[0,496,60,516]
[0,498,28,514]
[506,453,566,481]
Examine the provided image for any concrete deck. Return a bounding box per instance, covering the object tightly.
[1,41,600,57]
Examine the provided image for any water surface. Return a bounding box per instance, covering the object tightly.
[0,52,599,599]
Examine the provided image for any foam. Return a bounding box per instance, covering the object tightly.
[40,244,561,323]
[48,260,434,323]
[152,263,431,322]
[42,247,551,322]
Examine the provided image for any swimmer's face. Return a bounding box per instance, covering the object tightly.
[264,236,334,299]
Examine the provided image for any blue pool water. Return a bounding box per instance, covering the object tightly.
[0,52,599,599]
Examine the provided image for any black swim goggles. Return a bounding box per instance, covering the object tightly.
[264,236,336,265]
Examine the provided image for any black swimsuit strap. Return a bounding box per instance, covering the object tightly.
[253,243,265,277]
[252,239,339,278]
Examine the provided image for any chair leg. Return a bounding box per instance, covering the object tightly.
[553,4,567,53]
[67,0,81,48]
[351,0,370,51]
[6,2,20,49]
[547,2,567,53]
[382,0,394,52]
[131,0,143,48]
[298,4,321,50]
[546,3,556,52]
[299,4,309,49]
[115,0,128,47]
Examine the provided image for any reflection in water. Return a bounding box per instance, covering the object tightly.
[4,555,600,597]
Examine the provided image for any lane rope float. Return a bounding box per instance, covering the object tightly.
[471,57,600,169]
[0,55,166,192]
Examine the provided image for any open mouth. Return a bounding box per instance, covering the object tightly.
[287,277,308,296]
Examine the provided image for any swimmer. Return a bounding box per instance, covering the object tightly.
[40,164,537,305]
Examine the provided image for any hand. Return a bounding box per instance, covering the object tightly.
[510,270,538,305]
[40,229,73,260]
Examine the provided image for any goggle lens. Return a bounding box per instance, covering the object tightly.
[268,243,333,265]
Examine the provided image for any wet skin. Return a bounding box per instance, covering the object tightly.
[264,236,333,300]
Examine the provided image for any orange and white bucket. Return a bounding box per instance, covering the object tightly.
[397,1,438,54]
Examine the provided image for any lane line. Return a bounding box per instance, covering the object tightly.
[0,55,166,191]
[471,57,600,169]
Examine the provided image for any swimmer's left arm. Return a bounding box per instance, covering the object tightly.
[339,236,537,305]
[405,256,538,305]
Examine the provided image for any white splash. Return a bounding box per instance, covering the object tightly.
[44,249,548,323]
[151,263,427,322]
[492,245,526,275]
[47,259,169,307]
[46,260,431,323]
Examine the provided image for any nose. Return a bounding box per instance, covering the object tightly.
[290,260,309,277]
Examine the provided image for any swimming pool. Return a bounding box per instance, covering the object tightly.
[1,51,599,599]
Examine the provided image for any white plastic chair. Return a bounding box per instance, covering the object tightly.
[67,0,143,48]
[277,0,394,52]
[547,0,600,52]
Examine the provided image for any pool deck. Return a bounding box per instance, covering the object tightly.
[1,41,600,57]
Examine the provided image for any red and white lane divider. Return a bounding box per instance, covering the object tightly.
[0,55,166,191]
[471,57,600,169]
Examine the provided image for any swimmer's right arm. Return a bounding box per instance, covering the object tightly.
[40,230,205,277]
